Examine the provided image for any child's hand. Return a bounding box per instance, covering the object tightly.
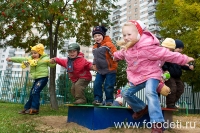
[49,58,56,64]
[187,57,194,64]
[6,57,11,62]
[189,65,194,70]
[91,65,97,71]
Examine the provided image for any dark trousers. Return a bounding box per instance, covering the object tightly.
[165,77,184,106]
[93,72,116,103]
[24,77,48,110]
[71,78,90,101]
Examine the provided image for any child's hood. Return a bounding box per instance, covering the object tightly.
[135,31,160,49]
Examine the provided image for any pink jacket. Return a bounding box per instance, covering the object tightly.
[114,31,188,85]
[55,52,92,83]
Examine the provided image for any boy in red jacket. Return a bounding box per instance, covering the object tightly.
[50,43,94,104]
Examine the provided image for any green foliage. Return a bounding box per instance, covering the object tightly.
[116,60,128,89]
[156,0,200,92]
[0,0,118,49]
[0,0,118,108]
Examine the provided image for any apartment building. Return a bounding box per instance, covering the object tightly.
[110,0,159,41]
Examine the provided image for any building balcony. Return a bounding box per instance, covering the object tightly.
[149,20,158,25]
[7,62,13,65]
[9,49,15,54]
[148,26,160,31]
[148,14,155,19]
[6,67,12,71]
[148,8,156,13]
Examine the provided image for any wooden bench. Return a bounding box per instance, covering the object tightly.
[66,104,178,130]
[161,107,178,126]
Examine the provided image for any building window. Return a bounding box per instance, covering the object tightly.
[1,60,4,63]
[135,8,138,12]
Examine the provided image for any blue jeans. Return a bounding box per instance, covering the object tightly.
[121,78,164,123]
[93,73,116,103]
[24,77,48,110]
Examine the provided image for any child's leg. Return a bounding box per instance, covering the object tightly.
[24,87,34,110]
[121,82,146,112]
[93,73,105,102]
[31,77,48,110]
[70,83,75,97]
[104,73,116,103]
[165,78,177,108]
[175,78,184,103]
[73,79,90,104]
[145,78,164,123]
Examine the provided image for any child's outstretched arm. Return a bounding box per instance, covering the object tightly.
[6,57,29,63]
[50,57,67,68]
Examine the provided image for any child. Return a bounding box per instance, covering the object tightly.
[157,37,177,97]
[112,89,123,106]
[49,43,93,104]
[113,20,194,132]
[6,43,56,115]
[92,26,118,106]
[162,39,194,109]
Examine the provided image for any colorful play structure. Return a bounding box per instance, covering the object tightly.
[66,104,181,130]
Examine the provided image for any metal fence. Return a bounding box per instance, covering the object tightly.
[0,70,199,114]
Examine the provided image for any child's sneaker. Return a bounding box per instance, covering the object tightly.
[106,102,112,106]
[18,109,27,114]
[73,99,86,104]
[92,100,102,106]
[25,109,39,115]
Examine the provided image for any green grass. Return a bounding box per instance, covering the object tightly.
[0,102,68,133]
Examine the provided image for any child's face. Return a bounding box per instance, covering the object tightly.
[122,25,138,43]
[174,48,183,53]
[93,34,104,43]
[68,50,78,58]
[31,50,40,59]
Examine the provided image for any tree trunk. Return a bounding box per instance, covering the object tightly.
[48,20,58,110]
[49,68,58,109]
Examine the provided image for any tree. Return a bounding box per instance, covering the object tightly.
[116,60,128,89]
[156,0,200,91]
[0,0,117,109]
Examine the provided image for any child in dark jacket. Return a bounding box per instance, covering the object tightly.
[92,26,118,106]
[6,43,56,115]
[50,43,93,104]
[162,39,194,109]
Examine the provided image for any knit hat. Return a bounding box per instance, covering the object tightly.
[30,43,45,55]
[175,39,184,48]
[129,20,146,40]
[92,26,107,37]
[161,38,176,49]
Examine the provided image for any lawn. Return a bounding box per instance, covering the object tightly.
[0,102,67,133]
[1,102,200,133]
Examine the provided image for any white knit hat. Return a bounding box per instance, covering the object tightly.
[161,38,176,49]
[129,20,146,40]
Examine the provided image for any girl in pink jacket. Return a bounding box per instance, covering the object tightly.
[113,20,194,133]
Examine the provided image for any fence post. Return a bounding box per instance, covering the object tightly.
[20,71,29,104]
[191,84,196,114]
[180,101,188,115]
